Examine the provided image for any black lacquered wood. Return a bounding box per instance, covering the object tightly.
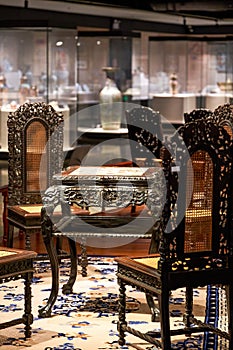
[115,114,233,349]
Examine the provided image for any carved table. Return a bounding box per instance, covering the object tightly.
[38,166,165,318]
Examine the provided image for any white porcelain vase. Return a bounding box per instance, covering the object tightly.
[99,76,122,130]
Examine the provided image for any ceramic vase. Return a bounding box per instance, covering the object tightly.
[99,67,122,130]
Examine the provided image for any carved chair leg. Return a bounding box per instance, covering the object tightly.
[147,223,160,321]
[183,286,194,329]
[228,283,233,349]
[117,278,127,346]
[23,271,33,339]
[158,290,171,350]
[146,293,160,322]
[18,229,24,240]
[25,230,31,250]
[7,224,14,247]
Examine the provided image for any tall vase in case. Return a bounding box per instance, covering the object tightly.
[169,72,178,95]
[99,67,122,130]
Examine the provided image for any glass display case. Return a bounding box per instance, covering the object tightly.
[76,31,142,129]
[204,41,233,110]
[148,37,233,123]
[2,27,233,153]
[0,27,77,152]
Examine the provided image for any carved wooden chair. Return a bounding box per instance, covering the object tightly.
[184,104,233,327]
[184,108,213,123]
[126,105,164,255]
[184,104,233,140]
[126,105,163,167]
[7,102,64,250]
[115,118,233,349]
[0,247,37,339]
[184,104,233,144]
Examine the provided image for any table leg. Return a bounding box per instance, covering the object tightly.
[80,239,88,277]
[38,207,59,318]
[62,237,77,294]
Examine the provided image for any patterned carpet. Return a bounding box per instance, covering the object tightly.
[0,257,229,349]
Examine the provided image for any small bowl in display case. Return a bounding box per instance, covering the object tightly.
[217,81,233,91]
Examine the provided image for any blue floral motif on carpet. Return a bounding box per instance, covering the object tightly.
[0,257,228,349]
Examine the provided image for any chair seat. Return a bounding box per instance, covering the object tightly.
[9,204,42,216]
[116,254,160,274]
[8,204,43,229]
[0,246,37,266]
[116,254,231,292]
[134,255,160,269]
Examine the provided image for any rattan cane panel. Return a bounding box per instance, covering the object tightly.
[0,251,17,257]
[186,209,211,218]
[133,256,160,269]
[224,125,233,138]
[26,121,47,192]
[18,205,42,213]
[184,151,213,253]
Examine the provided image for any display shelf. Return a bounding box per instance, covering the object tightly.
[152,93,196,124]
[203,93,233,110]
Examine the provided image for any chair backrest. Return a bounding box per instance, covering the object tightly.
[213,103,233,139]
[184,108,213,123]
[126,106,163,167]
[184,105,233,139]
[8,102,64,206]
[160,118,233,273]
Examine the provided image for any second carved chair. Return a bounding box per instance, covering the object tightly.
[115,118,233,349]
[126,105,164,255]
[7,102,64,250]
[126,105,163,167]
